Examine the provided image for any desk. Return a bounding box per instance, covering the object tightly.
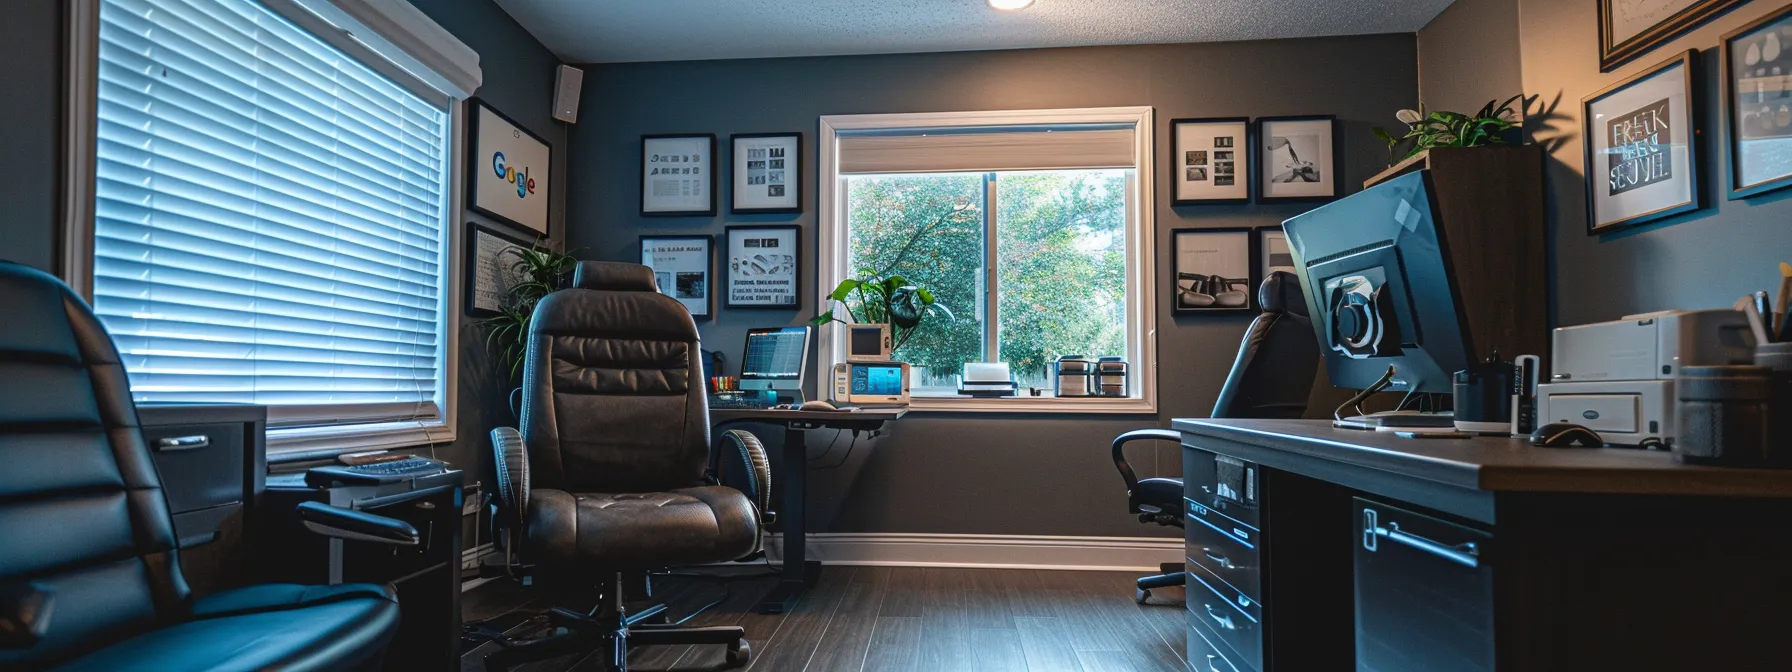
[712,407,906,613]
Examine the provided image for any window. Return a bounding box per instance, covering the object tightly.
[70,0,480,452]
[820,109,1157,412]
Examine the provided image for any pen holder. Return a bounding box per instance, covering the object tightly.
[1675,365,1772,467]
[1754,343,1792,467]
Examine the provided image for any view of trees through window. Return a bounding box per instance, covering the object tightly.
[845,169,1129,392]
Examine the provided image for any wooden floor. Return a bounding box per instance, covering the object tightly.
[461,566,1189,672]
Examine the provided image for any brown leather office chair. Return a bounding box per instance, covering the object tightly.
[481,261,771,672]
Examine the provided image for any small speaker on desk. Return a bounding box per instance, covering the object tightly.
[553,65,583,123]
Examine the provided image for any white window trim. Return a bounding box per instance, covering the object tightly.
[817,107,1158,414]
[61,0,472,453]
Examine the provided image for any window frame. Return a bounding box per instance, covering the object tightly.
[818,108,1158,414]
[61,0,473,454]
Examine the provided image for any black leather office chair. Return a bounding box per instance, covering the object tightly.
[0,261,418,671]
[482,261,771,672]
[1114,271,1319,603]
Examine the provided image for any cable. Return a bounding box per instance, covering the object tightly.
[807,428,846,465]
[656,565,782,625]
[813,431,860,470]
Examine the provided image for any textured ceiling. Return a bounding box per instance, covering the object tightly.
[494,0,1456,64]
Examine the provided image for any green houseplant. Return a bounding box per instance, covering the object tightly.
[481,240,578,383]
[809,271,954,353]
[1372,95,1523,166]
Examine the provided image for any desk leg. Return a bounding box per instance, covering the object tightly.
[755,425,822,614]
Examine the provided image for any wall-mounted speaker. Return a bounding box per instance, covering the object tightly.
[553,65,583,123]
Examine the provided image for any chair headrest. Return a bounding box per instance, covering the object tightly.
[1259,271,1308,317]
[572,262,658,292]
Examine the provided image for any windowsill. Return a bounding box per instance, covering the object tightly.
[904,394,1156,414]
[267,419,455,462]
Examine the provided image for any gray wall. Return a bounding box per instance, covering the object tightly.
[1417,0,1523,115]
[0,0,63,271]
[565,36,1418,537]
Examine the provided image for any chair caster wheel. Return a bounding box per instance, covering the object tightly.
[1135,589,1151,604]
[726,640,751,665]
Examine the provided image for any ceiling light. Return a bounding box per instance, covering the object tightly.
[988,0,1034,10]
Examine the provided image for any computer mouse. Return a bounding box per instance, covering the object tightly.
[1530,423,1604,448]
[799,399,837,411]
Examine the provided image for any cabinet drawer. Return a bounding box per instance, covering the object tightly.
[141,422,245,514]
[1185,503,1261,604]
[1188,565,1263,672]
[1354,498,1495,672]
[1183,447,1260,529]
[1188,555,1260,624]
[1187,617,1245,672]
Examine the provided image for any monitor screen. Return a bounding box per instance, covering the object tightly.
[741,327,810,393]
[851,363,904,396]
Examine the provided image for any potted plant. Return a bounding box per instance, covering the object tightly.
[481,241,578,410]
[809,270,954,354]
[1371,95,1523,166]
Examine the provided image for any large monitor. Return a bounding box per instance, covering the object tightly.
[740,326,811,403]
[1282,171,1473,400]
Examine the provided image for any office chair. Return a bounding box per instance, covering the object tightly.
[481,261,771,672]
[1114,271,1319,603]
[0,261,418,671]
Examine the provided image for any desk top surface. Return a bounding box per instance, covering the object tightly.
[1174,418,1792,498]
[711,407,908,424]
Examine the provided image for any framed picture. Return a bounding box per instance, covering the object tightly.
[1722,5,1792,200]
[731,133,802,214]
[1258,226,1296,278]
[467,99,552,236]
[465,222,533,317]
[640,235,713,318]
[1171,228,1258,314]
[1599,0,1747,72]
[724,225,801,309]
[1255,116,1340,203]
[1169,118,1251,205]
[1582,50,1702,234]
[641,134,717,217]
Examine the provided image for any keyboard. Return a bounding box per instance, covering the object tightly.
[305,457,449,487]
[709,394,776,410]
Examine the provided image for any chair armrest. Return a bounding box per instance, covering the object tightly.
[1112,429,1182,514]
[717,429,774,525]
[0,582,52,649]
[296,501,419,546]
[491,426,530,531]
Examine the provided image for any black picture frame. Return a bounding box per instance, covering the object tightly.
[639,234,714,318]
[1257,225,1297,279]
[1169,117,1253,206]
[730,132,803,215]
[1254,115,1342,204]
[640,134,718,218]
[1599,0,1747,72]
[1170,227,1259,315]
[464,221,533,318]
[1581,49,1703,235]
[723,225,803,310]
[465,98,554,238]
[1721,4,1792,200]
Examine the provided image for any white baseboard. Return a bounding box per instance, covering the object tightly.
[761,533,1181,571]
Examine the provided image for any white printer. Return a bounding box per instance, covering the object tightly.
[1538,309,1754,447]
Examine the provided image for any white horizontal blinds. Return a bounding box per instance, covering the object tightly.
[837,125,1136,174]
[93,0,449,426]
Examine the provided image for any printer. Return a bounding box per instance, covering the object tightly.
[1538,309,1754,448]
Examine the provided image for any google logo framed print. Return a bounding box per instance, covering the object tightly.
[468,98,553,237]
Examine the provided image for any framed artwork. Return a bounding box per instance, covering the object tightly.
[464,222,533,318]
[1258,226,1296,278]
[1255,116,1340,203]
[1722,5,1792,200]
[640,134,717,217]
[1582,50,1702,234]
[467,99,552,236]
[1599,0,1748,72]
[1169,118,1251,205]
[731,133,802,214]
[1171,228,1258,314]
[640,235,713,318]
[724,225,801,309]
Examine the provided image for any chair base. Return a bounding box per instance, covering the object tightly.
[1135,562,1187,605]
[478,573,750,672]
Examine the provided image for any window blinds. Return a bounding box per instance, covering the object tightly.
[836,125,1136,174]
[93,0,450,428]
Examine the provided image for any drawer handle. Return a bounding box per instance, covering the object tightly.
[1203,603,1238,631]
[154,435,210,452]
[1206,654,1223,672]
[1365,509,1481,569]
[1201,547,1234,569]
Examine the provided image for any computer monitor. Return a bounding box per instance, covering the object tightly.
[1282,171,1473,401]
[740,326,811,403]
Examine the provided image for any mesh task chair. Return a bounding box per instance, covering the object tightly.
[480,261,772,672]
[1113,271,1319,603]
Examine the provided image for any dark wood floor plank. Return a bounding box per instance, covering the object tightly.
[1095,570,1191,670]
[1014,617,1082,672]
[962,568,1015,629]
[802,567,890,672]
[860,616,922,672]
[1075,572,1187,672]
[664,574,785,671]
[997,568,1057,619]
[971,628,1029,672]
[917,568,977,671]
[740,566,854,672]
[1074,649,1141,672]
[875,567,926,617]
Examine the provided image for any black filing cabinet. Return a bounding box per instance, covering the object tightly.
[137,403,267,597]
[1353,498,1494,672]
[1184,448,1264,671]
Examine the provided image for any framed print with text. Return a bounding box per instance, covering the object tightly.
[725,225,801,309]
[1600,0,1747,72]
[1722,4,1792,199]
[732,133,802,214]
[467,99,552,236]
[1170,118,1251,205]
[465,222,532,318]
[640,235,713,318]
[1255,116,1340,203]
[1171,228,1257,315]
[1582,50,1701,234]
[641,134,717,217]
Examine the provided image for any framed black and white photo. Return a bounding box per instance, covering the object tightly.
[1255,116,1340,203]
[725,225,801,309]
[732,133,802,214]
[1171,228,1257,314]
[465,222,533,318]
[640,235,713,318]
[1170,118,1251,205]
[1600,0,1747,72]
[467,99,552,236]
[1258,226,1296,278]
[641,134,717,217]
[1723,6,1792,200]
[1582,50,1701,234]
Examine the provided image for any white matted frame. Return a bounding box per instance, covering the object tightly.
[818,107,1158,413]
